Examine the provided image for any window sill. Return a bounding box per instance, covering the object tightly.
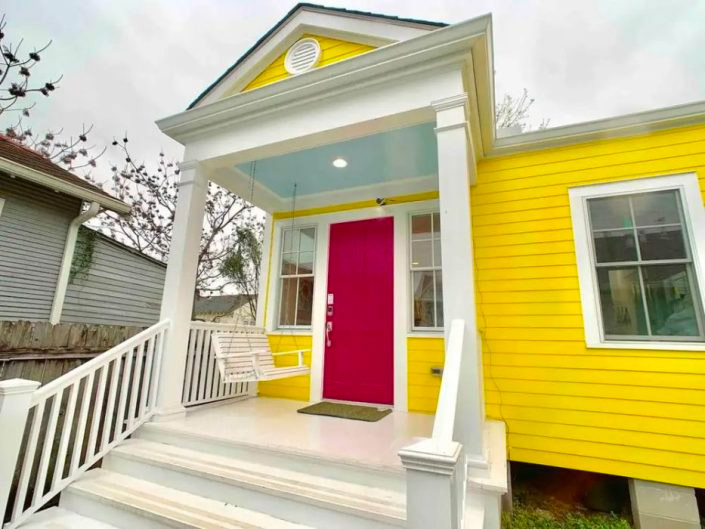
[587,339,705,351]
[409,331,444,338]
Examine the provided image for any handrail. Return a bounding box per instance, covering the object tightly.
[189,321,264,333]
[32,320,170,404]
[431,319,465,443]
[6,319,169,528]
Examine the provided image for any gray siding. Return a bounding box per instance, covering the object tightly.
[0,173,80,321]
[62,234,166,326]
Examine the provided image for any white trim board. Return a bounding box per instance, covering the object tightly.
[569,172,705,351]
[264,199,439,411]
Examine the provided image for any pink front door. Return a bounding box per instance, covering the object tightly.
[323,217,394,405]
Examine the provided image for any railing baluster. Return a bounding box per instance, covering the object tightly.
[183,328,198,403]
[84,365,107,465]
[50,382,78,491]
[32,392,62,506]
[127,340,145,428]
[197,329,209,401]
[204,331,215,400]
[149,330,165,411]
[11,400,44,521]
[113,347,134,443]
[189,329,203,401]
[69,371,94,474]
[101,355,122,450]
[139,336,156,419]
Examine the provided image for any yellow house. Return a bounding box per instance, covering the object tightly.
[6,4,705,529]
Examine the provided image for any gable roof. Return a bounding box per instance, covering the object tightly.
[194,294,253,315]
[188,3,447,109]
[0,135,130,214]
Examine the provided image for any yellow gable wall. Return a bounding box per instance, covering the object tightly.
[473,123,705,489]
[237,34,376,94]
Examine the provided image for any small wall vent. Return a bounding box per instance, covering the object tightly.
[284,38,322,75]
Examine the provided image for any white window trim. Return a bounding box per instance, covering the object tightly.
[275,224,317,330]
[569,172,705,351]
[408,209,444,333]
[0,197,5,217]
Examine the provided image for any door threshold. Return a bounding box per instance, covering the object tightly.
[318,397,393,409]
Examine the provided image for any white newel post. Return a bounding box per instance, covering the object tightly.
[0,379,40,518]
[433,94,485,463]
[155,160,208,417]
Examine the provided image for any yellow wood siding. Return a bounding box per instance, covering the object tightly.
[475,123,705,488]
[239,35,376,93]
[408,336,444,413]
[259,334,313,400]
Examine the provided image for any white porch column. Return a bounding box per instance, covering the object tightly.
[433,94,485,463]
[155,160,208,417]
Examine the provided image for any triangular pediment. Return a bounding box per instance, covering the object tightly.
[189,4,445,109]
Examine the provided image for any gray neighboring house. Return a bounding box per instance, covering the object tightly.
[194,295,255,325]
[0,135,165,327]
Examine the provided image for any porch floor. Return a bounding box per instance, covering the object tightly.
[158,397,434,470]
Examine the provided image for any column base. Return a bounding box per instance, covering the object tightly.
[151,405,187,422]
[629,478,701,529]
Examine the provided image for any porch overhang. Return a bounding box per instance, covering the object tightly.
[157,14,495,212]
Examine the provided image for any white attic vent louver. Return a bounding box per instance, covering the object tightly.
[284,38,322,75]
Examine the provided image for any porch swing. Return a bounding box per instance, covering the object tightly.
[213,166,310,383]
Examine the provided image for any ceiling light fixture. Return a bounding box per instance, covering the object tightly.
[332,157,348,168]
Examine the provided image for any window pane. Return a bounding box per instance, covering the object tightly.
[282,230,294,252]
[279,278,298,326]
[432,212,441,234]
[411,240,433,268]
[296,277,314,326]
[593,230,637,262]
[597,267,648,336]
[433,238,442,267]
[435,271,444,327]
[297,251,314,274]
[299,227,315,252]
[412,271,436,327]
[411,214,432,240]
[632,190,680,227]
[589,196,633,230]
[281,253,297,275]
[637,226,686,260]
[642,264,700,337]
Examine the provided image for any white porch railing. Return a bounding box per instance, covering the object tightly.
[181,322,255,406]
[399,319,474,529]
[1,319,169,528]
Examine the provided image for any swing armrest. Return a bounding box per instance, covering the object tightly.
[271,349,309,367]
[216,351,264,359]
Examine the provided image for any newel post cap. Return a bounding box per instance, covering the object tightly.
[0,379,40,397]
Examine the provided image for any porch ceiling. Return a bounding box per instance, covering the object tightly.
[236,122,437,202]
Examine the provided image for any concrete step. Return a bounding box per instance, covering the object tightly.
[60,469,313,529]
[19,507,121,529]
[135,421,406,494]
[104,438,405,529]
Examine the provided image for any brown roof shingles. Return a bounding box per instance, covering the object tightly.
[0,135,129,210]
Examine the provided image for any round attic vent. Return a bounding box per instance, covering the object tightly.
[284,38,322,75]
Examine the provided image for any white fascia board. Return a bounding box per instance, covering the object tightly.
[0,157,130,214]
[490,100,705,157]
[158,14,492,144]
[196,8,439,106]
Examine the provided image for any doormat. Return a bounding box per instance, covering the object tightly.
[297,401,392,422]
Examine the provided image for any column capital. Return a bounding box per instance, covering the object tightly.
[177,160,208,189]
[178,159,204,173]
[431,93,469,113]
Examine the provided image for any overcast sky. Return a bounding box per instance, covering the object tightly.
[3,0,705,177]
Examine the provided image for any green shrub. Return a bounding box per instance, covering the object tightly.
[502,504,631,529]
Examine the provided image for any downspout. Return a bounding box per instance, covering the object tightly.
[49,201,101,324]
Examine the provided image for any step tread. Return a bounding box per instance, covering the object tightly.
[67,469,313,529]
[20,507,121,529]
[111,438,405,520]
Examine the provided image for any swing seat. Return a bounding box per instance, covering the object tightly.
[212,330,310,383]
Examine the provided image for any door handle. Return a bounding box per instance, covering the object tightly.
[326,321,333,347]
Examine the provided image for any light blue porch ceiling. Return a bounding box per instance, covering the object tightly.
[237,122,438,198]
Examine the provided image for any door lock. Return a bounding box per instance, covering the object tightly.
[326,321,333,347]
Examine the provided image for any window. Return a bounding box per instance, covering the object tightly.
[410,212,443,329]
[569,174,705,347]
[277,226,316,327]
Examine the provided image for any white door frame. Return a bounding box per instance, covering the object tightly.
[265,199,440,411]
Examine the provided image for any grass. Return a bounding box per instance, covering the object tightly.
[502,502,631,529]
